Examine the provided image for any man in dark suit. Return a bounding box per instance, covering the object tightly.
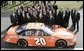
[48,10,55,26]
[71,9,76,30]
[26,12,31,23]
[28,8,33,22]
[49,4,55,16]
[64,9,70,28]
[62,10,66,28]
[22,10,28,24]
[53,4,58,13]
[53,9,63,27]
[52,4,58,22]
[10,11,18,26]
[54,10,59,25]
[32,8,37,22]
[74,10,80,31]
[42,6,46,23]
[45,10,50,25]
[57,9,63,27]
[38,13,44,23]
[17,8,25,25]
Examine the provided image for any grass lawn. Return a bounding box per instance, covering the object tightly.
[56,1,83,10]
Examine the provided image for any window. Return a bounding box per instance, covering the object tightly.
[21,29,36,36]
[31,30,35,36]
[20,32,25,36]
[20,29,51,36]
[42,31,51,36]
[25,31,31,36]
[38,30,43,36]
[35,30,51,36]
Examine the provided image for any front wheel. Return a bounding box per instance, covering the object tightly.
[17,39,28,48]
[56,39,67,48]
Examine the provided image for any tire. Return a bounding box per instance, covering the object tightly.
[17,39,28,48]
[56,39,67,48]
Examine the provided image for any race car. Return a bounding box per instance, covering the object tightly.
[2,22,76,48]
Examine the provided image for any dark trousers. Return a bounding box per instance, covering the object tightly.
[72,20,76,30]
[66,20,69,28]
[63,22,67,28]
[72,20,79,31]
[76,21,79,31]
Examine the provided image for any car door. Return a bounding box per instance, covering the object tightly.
[19,29,55,47]
[33,30,47,46]
[32,30,55,47]
[21,29,36,46]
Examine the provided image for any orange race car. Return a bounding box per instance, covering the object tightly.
[2,23,76,48]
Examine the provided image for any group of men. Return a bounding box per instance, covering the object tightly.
[10,3,80,31]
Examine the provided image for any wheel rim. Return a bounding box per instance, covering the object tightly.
[18,40,27,47]
[57,40,67,48]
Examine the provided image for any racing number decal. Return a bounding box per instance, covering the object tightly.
[40,38,46,45]
[34,38,40,45]
[34,38,46,45]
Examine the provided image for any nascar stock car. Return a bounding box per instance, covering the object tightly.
[2,22,76,48]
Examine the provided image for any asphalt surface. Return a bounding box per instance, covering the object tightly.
[1,9,83,50]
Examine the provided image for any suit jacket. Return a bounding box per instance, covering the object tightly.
[17,12,26,25]
[71,10,75,21]
[53,5,58,11]
[56,11,63,26]
[64,10,70,22]
[48,17,55,26]
[75,12,80,21]
[65,11,70,20]
[10,14,18,24]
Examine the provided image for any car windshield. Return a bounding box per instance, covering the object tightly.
[43,26,53,35]
[16,24,27,34]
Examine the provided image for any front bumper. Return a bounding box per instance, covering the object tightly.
[67,35,76,47]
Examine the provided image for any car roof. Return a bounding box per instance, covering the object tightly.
[26,22,45,30]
